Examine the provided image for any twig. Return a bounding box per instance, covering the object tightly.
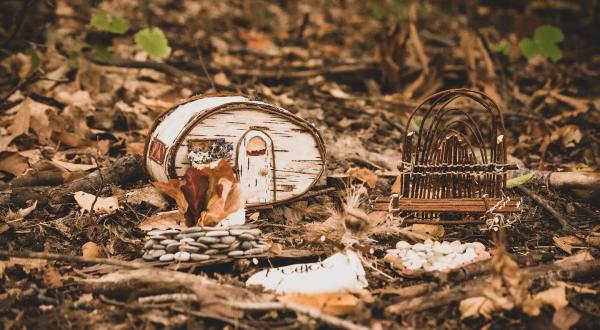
[228,301,370,330]
[138,293,197,304]
[518,186,573,230]
[170,306,255,330]
[0,250,149,269]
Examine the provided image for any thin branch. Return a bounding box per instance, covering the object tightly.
[518,186,573,231]
[0,250,149,269]
[228,301,370,330]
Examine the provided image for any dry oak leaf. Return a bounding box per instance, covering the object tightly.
[198,159,244,227]
[181,167,210,227]
[74,191,119,214]
[6,201,37,221]
[346,167,378,189]
[123,185,169,210]
[152,179,189,215]
[138,210,186,231]
[278,293,359,316]
[411,224,444,239]
[43,265,64,288]
[553,236,584,254]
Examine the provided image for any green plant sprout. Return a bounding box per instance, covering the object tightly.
[90,9,129,34]
[489,39,510,56]
[89,8,171,61]
[518,24,564,62]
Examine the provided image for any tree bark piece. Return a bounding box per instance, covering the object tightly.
[0,155,144,209]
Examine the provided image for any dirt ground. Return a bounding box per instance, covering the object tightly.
[0,1,599,329]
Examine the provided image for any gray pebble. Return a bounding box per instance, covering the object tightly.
[220,236,236,244]
[240,241,254,250]
[206,230,230,237]
[144,240,156,249]
[210,243,230,249]
[166,243,180,253]
[188,242,208,250]
[228,240,240,250]
[150,249,166,258]
[228,250,244,257]
[142,252,155,261]
[180,238,195,243]
[201,226,226,231]
[255,244,270,251]
[174,251,190,262]
[238,233,256,241]
[149,229,180,236]
[181,227,203,233]
[190,253,210,261]
[151,244,165,250]
[159,253,174,262]
[244,248,265,255]
[180,232,205,239]
[198,237,220,244]
[160,239,178,245]
[204,249,219,255]
[148,235,168,240]
[230,229,261,236]
[181,245,199,253]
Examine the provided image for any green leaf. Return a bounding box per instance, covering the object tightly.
[134,27,171,61]
[26,47,41,69]
[67,51,79,68]
[534,24,564,46]
[489,39,510,56]
[506,173,534,189]
[90,8,129,34]
[518,38,539,60]
[92,44,113,63]
[543,43,563,62]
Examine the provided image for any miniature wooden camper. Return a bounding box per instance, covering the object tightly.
[374,89,521,221]
[145,95,326,208]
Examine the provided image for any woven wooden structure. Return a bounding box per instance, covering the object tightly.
[374,89,520,220]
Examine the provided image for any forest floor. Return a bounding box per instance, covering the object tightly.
[0,1,599,329]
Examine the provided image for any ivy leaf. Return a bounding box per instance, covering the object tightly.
[134,27,172,61]
[518,38,540,60]
[92,44,113,63]
[90,9,129,34]
[544,43,563,62]
[534,24,564,46]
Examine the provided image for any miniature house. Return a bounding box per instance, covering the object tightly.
[145,95,326,208]
[374,89,520,221]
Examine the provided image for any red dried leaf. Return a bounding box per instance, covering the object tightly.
[181,167,209,227]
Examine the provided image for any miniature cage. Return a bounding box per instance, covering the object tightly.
[374,89,521,220]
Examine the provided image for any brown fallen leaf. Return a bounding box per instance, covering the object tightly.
[554,250,594,264]
[181,167,209,226]
[278,293,359,316]
[346,167,378,189]
[123,185,169,210]
[411,224,444,239]
[552,306,581,330]
[138,210,186,231]
[0,98,32,151]
[152,179,189,215]
[74,191,119,214]
[553,235,584,254]
[43,265,64,288]
[0,151,30,176]
[199,159,244,226]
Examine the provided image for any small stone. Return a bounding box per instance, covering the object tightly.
[228,240,240,250]
[201,226,227,231]
[142,252,155,261]
[244,248,264,255]
[159,253,174,262]
[148,235,168,240]
[152,244,165,250]
[174,251,190,262]
[396,241,411,249]
[180,238,195,243]
[228,250,244,257]
[240,241,254,250]
[181,227,203,233]
[188,242,208,249]
[160,239,178,245]
[181,245,199,253]
[210,243,230,249]
[198,237,220,244]
[204,249,219,255]
[205,230,230,237]
[180,232,205,239]
[238,233,255,241]
[230,229,261,236]
[166,243,180,253]
[190,253,210,261]
[254,244,270,252]
[150,249,166,258]
[144,240,156,249]
[220,236,236,244]
[149,229,180,236]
